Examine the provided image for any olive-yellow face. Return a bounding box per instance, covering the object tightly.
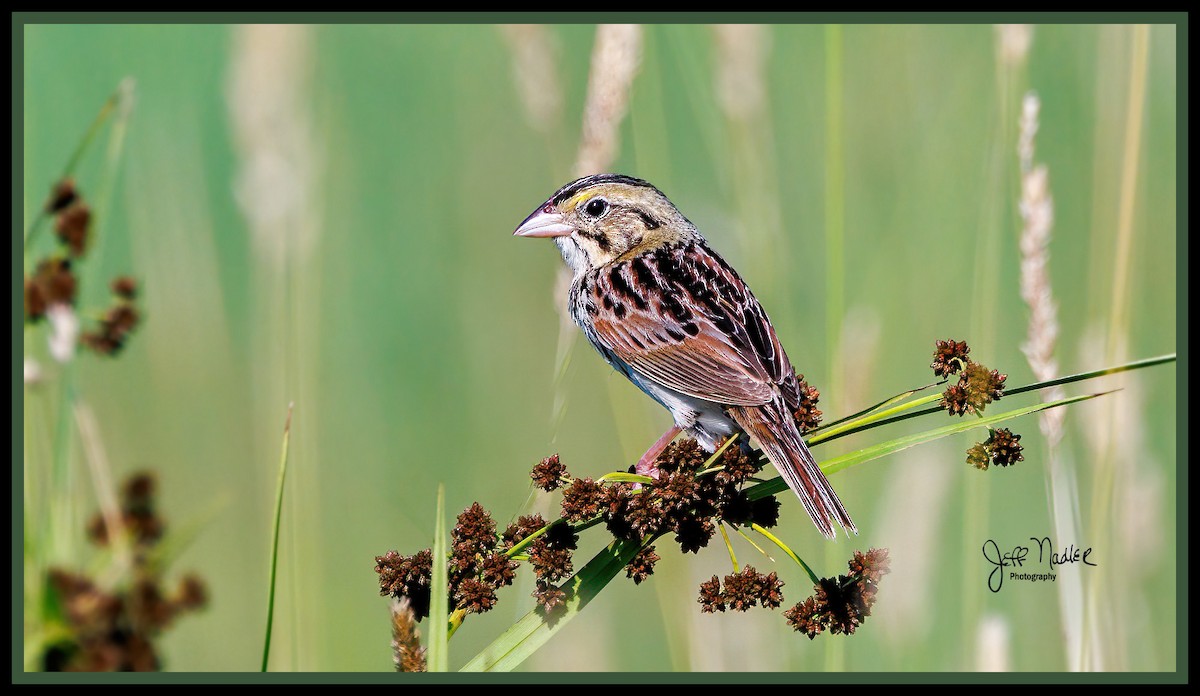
[514,175,695,273]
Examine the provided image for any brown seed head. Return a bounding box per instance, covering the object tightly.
[931,339,971,377]
[46,178,79,214]
[531,454,568,491]
[792,376,824,434]
[55,203,91,257]
[698,575,725,613]
[986,428,1025,467]
[624,545,660,585]
[533,581,567,613]
[111,276,138,300]
[966,442,990,471]
[560,476,605,522]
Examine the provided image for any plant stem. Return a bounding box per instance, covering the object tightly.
[809,354,1175,447]
[718,524,739,572]
[24,85,121,253]
[752,523,820,586]
[261,403,292,672]
[428,484,449,671]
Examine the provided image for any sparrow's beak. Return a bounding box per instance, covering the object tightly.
[514,203,574,238]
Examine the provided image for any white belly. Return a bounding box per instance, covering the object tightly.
[625,369,741,451]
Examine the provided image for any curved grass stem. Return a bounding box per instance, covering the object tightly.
[718,523,739,573]
[751,523,819,585]
[260,403,292,672]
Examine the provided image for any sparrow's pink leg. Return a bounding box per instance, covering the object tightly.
[635,425,682,479]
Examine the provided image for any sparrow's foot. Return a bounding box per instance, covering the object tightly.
[635,425,682,479]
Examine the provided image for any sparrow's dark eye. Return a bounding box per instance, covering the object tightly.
[584,198,609,218]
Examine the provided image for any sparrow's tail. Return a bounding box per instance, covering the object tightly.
[728,400,856,539]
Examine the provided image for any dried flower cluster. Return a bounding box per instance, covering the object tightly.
[698,565,784,613]
[784,548,890,639]
[966,427,1026,471]
[87,473,163,547]
[931,339,970,377]
[24,179,142,359]
[530,453,568,491]
[82,277,141,356]
[625,546,660,585]
[375,549,434,621]
[375,502,521,621]
[931,339,1024,470]
[599,440,780,555]
[985,428,1025,468]
[790,373,824,435]
[24,257,77,321]
[43,472,208,671]
[940,358,1007,417]
[375,438,787,627]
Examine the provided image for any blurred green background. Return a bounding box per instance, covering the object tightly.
[21,23,1177,672]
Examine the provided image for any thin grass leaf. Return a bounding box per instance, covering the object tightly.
[503,517,604,559]
[261,403,292,672]
[807,392,944,445]
[751,523,819,585]
[86,77,135,277]
[25,90,117,248]
[460,538,644,672]
[808,383,937,435]
[1004,353,1174,398]
[704,432,739,464]
[427,483,449,672]
[749,391,1106,501]
[809,354,1175,447]
[597,472,656,485]
[733,525,773,564]
[719,523,739,572]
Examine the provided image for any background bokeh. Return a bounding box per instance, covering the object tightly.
[21,23,1178,672]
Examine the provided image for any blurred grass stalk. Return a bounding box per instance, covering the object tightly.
[711,22,794,672]
[23,80,134,670]
[821,23,846,673]
[958,23,1029,667]
[1015,88,1085,671]
[498,24,578,443]
[1082,23,1152,672]
[514,23,644,671]
[261,404,293,672]
[227,23,325,670]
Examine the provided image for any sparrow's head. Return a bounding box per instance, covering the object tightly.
[514,174,696,273]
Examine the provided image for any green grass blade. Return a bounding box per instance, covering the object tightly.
[261,403,292,672]
[427,483,449,672]
[503,517,605,559]
[807,392,944,445]
[751,523,820,586]
[808,354,1175,447]
[719,524,739,572]
[748,391,1107,501]
[460,538,644,672]
[808,384,935,436]
[1002,353,1175,398]
[25,92,115,248]
[596,472,656,485]
[733,525,773,564]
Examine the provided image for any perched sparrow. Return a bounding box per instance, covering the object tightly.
[514,174,855,539]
